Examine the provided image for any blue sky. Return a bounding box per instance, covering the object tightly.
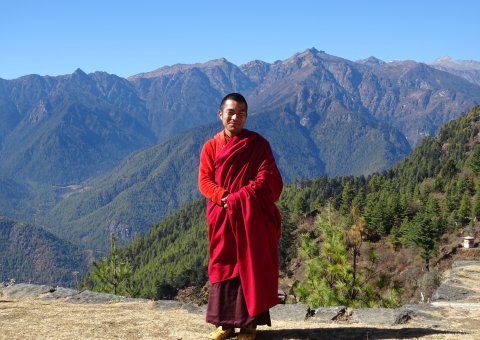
[1,0,478,79]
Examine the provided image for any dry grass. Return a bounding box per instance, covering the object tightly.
[1,298,480,339]
[0,298,210,339]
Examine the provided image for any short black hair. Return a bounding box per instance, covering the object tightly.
[219,93,248,112]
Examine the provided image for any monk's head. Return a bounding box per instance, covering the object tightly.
[218,93,248,137]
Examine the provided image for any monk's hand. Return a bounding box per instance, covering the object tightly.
[221,195,228,208]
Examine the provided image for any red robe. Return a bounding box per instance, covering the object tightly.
[199,129,283,316]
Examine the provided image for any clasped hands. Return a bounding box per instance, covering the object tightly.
[221,195,228,208]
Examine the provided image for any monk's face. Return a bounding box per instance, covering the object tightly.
[218,99,247,137]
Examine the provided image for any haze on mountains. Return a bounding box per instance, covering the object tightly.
[1,48,479,285]
[430,56,480,87]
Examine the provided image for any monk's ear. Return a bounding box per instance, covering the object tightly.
[218,110,223,120]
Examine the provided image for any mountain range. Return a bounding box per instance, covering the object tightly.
[2,49,479,186]
[1,48,480,282]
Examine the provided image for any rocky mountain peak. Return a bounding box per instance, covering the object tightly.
[428,57,480,86]
[431,56,480,71]
[71,68,89,80]
[65,68,97,91]
[304,47,320,54]
[204,57,230,66]
[239,60,271,84]
[293,47,322,61]
[356,56,386,66]
[127,58,237,80]
[433,56,455,63]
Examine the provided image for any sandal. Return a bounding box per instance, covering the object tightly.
[208,326,234,340]
[238,328,257,340]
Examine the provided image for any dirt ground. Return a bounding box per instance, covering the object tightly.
[1,298,479,340]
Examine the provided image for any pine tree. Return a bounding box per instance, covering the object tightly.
[467,144,480,174]
[293,203,395,308]
[351,187,366,213]
[294,204,352,307]
[472,182,480,221]
[340,182,355,215]
[412,197,442,271]
[364,191,385,240]
[88,234,137,297]
[458,191,472,225]
[345,207,364,302]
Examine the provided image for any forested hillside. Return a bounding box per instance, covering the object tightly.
[44,106,409,254]
[83,105,480,305]
[0,216,88,286]
[81,199,209,299]
[42,124,216,252]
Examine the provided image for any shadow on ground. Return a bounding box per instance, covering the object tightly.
[256,327,465,339]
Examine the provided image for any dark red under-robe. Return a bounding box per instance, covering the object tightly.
[199,129,283,317]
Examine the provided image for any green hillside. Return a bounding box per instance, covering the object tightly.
[44,107,410,254]
[83,105,480,302]
[0,216,89,286]
[42,124,217,253]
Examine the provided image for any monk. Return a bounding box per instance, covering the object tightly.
[198,93,283,340]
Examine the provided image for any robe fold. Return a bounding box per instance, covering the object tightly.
[202,129,283,317]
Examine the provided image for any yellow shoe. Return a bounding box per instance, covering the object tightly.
[208,326,234,340]
[238,328,256,340]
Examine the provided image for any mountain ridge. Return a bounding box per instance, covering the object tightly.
[1,49,480,281]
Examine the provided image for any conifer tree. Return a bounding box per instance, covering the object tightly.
[340,182,355,215]
[88,234,137,297]
[351,188,366,213]
[293,203,397,308]
[411,197,442,271]
[458,191,472,225]
[473,182,480,221]
[467,144,480,174]
[294,204,353,307]
[363,191,385,239]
